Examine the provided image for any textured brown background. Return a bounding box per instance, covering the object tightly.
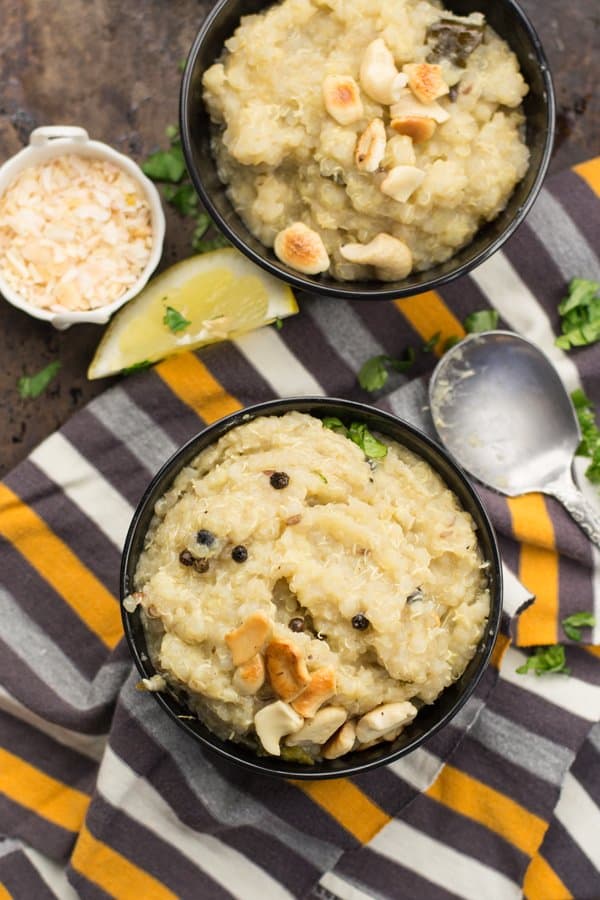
[0,0,598,476]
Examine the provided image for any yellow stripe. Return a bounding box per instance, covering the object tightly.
[427,764,547,857]
[394,290,465,354]
[0,884,12,900]
[586,645,600,658]
[573,157,600,197]
[0,748,89,833]
[490,632,511,669]
[294,779,390,843]
[0,484,121,648]
[523,851,573,900]
[507,494,559,647]
[71,824,177,900]
[156,353,241,423]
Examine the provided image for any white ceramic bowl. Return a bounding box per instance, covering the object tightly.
[0,126,166,330]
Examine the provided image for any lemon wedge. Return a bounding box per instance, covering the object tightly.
[87,249,298,379]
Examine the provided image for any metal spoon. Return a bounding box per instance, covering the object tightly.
[429,330,600,548]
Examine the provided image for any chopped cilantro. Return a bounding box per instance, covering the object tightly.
[142,143,186,183]
[348,422,388,459]
[162,183,198,216]
[121,360,153,375]
[555,279,600,350]
[313,470,328,484]
[562,611,596,642]
[443,335,461,352]
[177,58,187,73]
[358,348,416,392]
[322,417,348,436]
[17,361,61,399]
[422,331,441,353]
[516,644,570,676]
[571,389,600,484]
[273,316,283,331]
[163,306,191,334]
[279,745,315,765]
[464,309,499,333]
[165,124,179,141]
[192,233,230,254]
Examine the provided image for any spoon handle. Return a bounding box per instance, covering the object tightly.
[547,475,600,549]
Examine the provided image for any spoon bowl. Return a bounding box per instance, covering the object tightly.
[429,331,600,547]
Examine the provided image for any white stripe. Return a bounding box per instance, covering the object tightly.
[98,747,293,900]
[469,252,580,391]
[24,845,79,900]
[502,562,534,619]
[554,772,600,867]
[501,646,600,721]
[369,819,520,900]
[30,432,134,549]
[318,871,379,900]
[388,746,443,792]
[234,327,323,396]
[0,685,106,762]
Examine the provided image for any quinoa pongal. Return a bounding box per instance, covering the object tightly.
[202,0,530,281]
[128,412,491,761]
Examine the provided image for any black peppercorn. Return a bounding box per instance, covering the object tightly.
[196,529,215,546]
[407,589,423,604]
[231,545,248,563]
[193,558,210,574]
[288,617,305,632]
[352,613,370,630]
[179,550,195,567]
[269,471,289,489]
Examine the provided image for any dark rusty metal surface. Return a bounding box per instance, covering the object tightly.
[1,0,598,476]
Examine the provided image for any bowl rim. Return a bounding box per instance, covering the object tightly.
[120,397,503,779]
[179,0,556,300]
[0,126,166,329]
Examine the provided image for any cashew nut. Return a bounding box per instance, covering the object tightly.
[254,701,304,756]
[285,706,347,747]
[390,89,450,124]
[225,612,272,666]
[322,75,364,125]
[355,118,387,173]
[265,638,311,701]
[380,165,425,203]
[355,701,417,743]
[403,63,449,105]
[359,39,407,105]
[232,653,265,695]
[390,116,437,143]
[274,223,330,275]
[292,666,337,718]
[383,134,416,168]
[322,720,357,759]
[340,233,413,279]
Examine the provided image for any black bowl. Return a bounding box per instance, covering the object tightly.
[121,398,502,779]
[180,0,554,301]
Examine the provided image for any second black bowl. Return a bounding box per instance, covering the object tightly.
[121,398,502,780]
[180,0,554,300]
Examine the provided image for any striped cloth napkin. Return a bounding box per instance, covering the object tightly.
[0,157,599,900]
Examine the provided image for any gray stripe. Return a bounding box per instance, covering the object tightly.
[307,297,395,374]
[387,377,434,435]
[0,585,129,710]
[89,386,178,476]
[525,188,600,282]
[471,705,574,786]
[588,722,600,754]
[121,672,342,874]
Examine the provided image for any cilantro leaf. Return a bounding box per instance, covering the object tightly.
[443,335,461,352]
[322,417,348,436]
[313,470,328,484]
[464,309,499,333]
[348,422,388,459]
[273,317,283,331]
[192,233,230,254]
[358,355,390,392]
[562,611,596,642]
[142,144,186,183]
[516,644,570,676]
[17,361,61,399]
[163,306,191,334]
[162,183,198,216]
[358,348,416,392]
[121,360,153,375]
[555,278,600,350]
[570,389,600,485]
[422,331,441,353]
